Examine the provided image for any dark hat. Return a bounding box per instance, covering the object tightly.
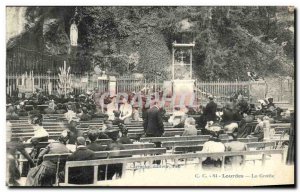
[105,127,120,140]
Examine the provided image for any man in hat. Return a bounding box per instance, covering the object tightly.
[203,95,217,122]
[67,137,96,184]
[143,101,164,137]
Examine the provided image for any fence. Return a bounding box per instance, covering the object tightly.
[6,73,293,109]
[195,80,253,105]
[6,73,109,96]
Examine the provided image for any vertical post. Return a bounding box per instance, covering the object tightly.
[93,166,98,184]
[172,46,175,81]
[64,61,67,97]
[155,78,157,93]
[190,49,192,79]
[262,154,266,166]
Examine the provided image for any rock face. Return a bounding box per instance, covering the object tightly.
[42,17,71,55]
[7,8,71,56]
[6,7,27,42]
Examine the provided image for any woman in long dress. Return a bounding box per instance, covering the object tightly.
[26,131,70,186]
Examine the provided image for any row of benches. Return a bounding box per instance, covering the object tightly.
[40,148,284,186]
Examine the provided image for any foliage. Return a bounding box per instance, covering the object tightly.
[18,6,294,80]
[57,62,73,96]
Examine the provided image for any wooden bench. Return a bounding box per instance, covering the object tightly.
[270,123,290,128]
[237,138,258,143]
[43,147,166,186]
[140,135,210,143]
[163,130,202,137]
[161,140,207,148]
[59,149,285,186]
[245,141,276,150]
[174,145,204,154]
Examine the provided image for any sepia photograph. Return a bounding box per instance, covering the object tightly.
[5,5,295,187]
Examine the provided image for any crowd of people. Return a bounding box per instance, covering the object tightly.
[6,87,291,186]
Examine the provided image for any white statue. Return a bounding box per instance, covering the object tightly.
[70,23,78,46]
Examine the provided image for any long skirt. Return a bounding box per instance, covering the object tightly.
[25,162,56,186]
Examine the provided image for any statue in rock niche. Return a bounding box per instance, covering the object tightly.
[70,22,78,46]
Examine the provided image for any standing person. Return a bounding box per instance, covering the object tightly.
[237,95,249,115]
[263,116,272,140]
[143,101,164,165]
[119,97,132,124]
[286,111,294,165]
[143,101,164,137]
[107,96,117,121]
[203,95,217,122]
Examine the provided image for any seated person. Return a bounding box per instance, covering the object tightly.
[224,122,238,134]
[248,116,264,142]
[237,113,254,138]
[168,107,187,127]
[203,121,223,136]
[44,100,56,114]
[86,128,106,151]
[78,107,92,121]
[26,131,70,186]
[186,105,196,115]
[6,104,19,120]
[221,107,235,124]
[55,103,67,114]
[112,110,123,125]
[67,137,96,184]
[28,104,40,117]
[118,124,133,144]
[182,117,197,136]
[105,128,125,180]
[17,103,28,116]
[64,105,77,122]
[202,136,225,168]
[132,105,142,121]
[224,135,247,166]
[29,115,49,143]
[66,119,83,145]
